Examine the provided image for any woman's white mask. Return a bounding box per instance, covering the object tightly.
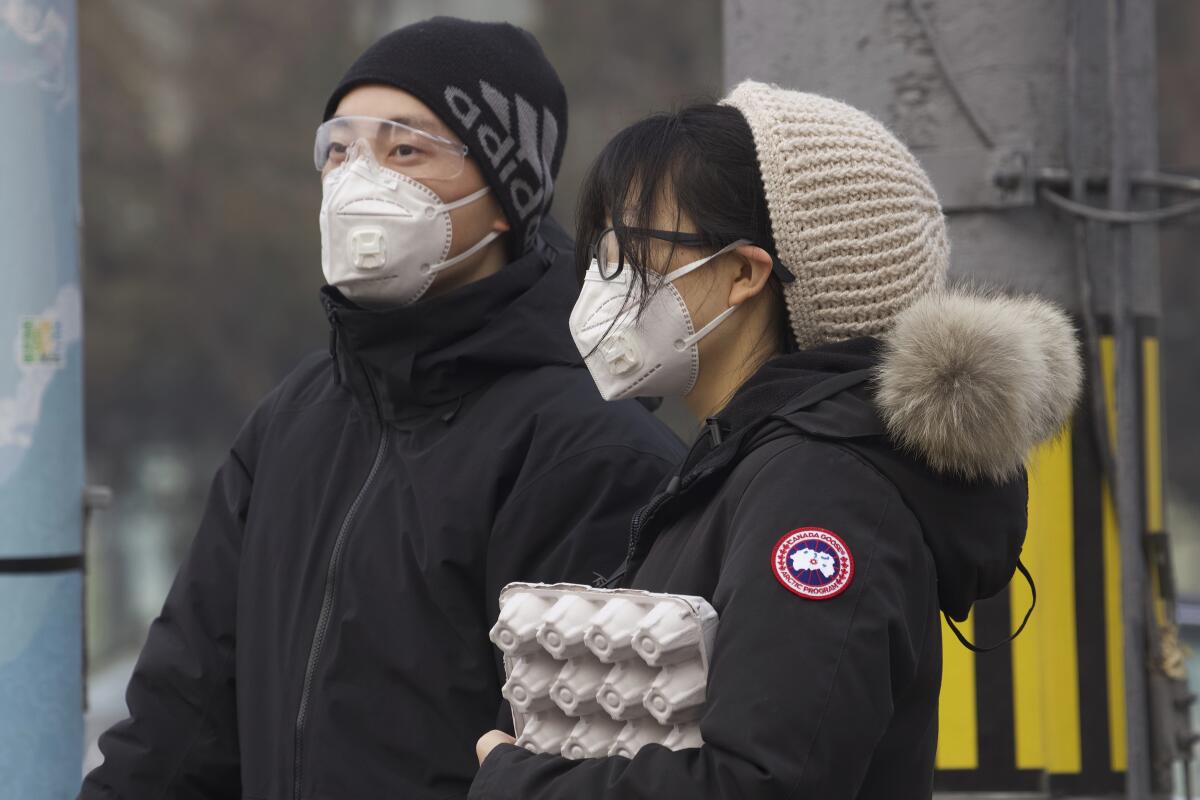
[569,239,749,401]
[319,140,500,307]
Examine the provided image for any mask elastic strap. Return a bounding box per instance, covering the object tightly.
[662,238,752,284]
[426,229,503,275]
[437,185,491,213]
[662,239,751,352]
[945,559,1037,654]
[675,304,739,351]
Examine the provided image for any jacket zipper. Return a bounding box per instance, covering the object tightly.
[293,332,388,800]
[617,466,718,586]
[624,489,673,568]
[614,422,729,586]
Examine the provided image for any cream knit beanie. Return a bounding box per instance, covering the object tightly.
[721,81,949,350]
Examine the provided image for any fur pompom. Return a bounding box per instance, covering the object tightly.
[874,290,1082,482]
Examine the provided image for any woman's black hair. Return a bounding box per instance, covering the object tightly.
[574,102,793,351]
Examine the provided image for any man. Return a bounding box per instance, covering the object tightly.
[81,17,683,800]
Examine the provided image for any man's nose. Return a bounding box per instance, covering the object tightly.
[345,138,374,163]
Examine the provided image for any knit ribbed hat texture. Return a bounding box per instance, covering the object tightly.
[324,17,568,259]
[721,81,949,350]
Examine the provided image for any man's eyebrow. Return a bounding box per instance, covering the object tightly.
[330,113,458,142]
[387,116,456,140]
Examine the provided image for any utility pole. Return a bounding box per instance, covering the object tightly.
[1102,4,1152,796]
[726,1,1194,797]
[0,0,85,795]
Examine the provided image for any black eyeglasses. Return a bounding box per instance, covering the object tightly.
[588,225,795,283]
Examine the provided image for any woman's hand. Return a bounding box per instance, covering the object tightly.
[476,729,517,765]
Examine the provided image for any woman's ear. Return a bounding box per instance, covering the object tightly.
[727,244,775,306]
[491,213,511,234]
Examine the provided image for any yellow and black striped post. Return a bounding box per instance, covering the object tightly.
[933,323,1166,796]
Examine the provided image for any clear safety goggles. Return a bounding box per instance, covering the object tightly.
[314,115,468,180]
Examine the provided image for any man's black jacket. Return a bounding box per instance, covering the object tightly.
[81,222,685,800]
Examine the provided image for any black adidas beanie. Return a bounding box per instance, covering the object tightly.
[323,17,568,258]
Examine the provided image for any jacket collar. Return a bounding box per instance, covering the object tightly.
[322,230,583,421]
[676,338,883,480]
[612,341,882,585]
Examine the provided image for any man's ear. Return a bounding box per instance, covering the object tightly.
[491,214,511,233]
[728,244,775,306]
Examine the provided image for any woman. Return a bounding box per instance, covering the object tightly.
[471,81,1081,799]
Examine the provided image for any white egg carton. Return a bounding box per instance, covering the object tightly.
[490,582,718,760]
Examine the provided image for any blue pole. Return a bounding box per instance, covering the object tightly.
[0,0,84,795]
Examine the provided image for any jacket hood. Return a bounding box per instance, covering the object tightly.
[683,290,1080,620]
[322,217,583,417]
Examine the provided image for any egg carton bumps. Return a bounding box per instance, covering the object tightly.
[490,582,720,759]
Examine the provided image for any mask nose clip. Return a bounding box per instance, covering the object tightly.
[349,226,386,269]
[345,138,373,163]
[598,332,641,376]
[341,139,397,188]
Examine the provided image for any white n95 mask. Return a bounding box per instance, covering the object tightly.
[569,239,749,401]
[319,141,500,307]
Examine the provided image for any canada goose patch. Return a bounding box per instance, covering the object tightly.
[772,528,854,600]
